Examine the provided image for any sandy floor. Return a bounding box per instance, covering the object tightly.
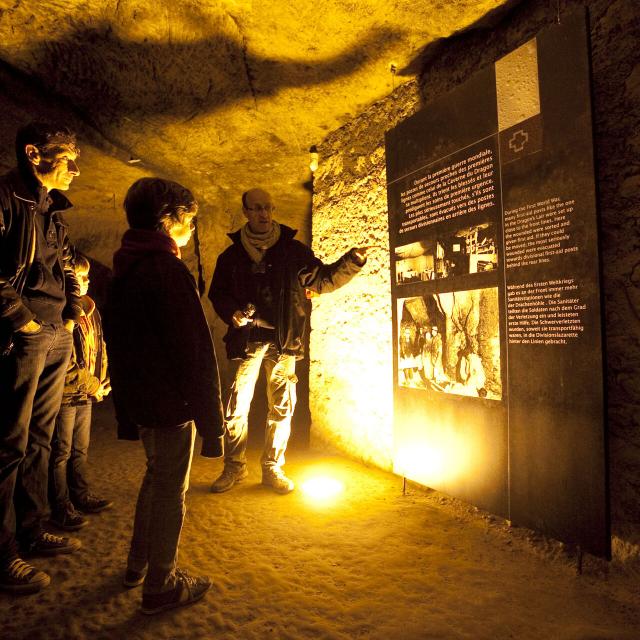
[1,402,639,640]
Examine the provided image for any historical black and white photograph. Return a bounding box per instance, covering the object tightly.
[395,222,498,285]
[394,240,436,284]
[397,287,501,399]
[436,222,498,278]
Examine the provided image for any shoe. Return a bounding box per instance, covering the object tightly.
[262,468,295,494]
[123,567,147,588]
[50,504,89,531]
[210,465,248,493]
[0,557,51,594]
[76,495,113,514]
[22,531,82,557]
[141,568,211,615]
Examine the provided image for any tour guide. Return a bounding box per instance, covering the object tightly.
[209,187,368,494]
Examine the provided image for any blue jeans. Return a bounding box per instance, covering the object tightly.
[50,403,92,511]
[127,422,195,594]
[0,324,72,560]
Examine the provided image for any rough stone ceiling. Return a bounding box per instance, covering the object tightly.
[0,0,507,259]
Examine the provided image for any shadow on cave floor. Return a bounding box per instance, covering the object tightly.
[1,400,638,640]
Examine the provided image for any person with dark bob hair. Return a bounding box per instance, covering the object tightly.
[0,122,82,595]
[123,177,197,232]
[107,177,224,615]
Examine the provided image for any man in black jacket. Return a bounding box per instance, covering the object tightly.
[209,187,367,495]
[108,177,224,615]
[0,123,82,594]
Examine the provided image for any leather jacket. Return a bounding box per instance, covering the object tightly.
[62,296,110,405]
[0,167,81,349]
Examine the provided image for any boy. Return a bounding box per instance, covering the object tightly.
[107,177,224,615]
[49,253,112,531]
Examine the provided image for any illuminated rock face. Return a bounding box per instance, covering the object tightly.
[0,0,510,392]
[310,81,421,469]
[311,0,640,551]
[0,0,507,272]
[0,0,637,549]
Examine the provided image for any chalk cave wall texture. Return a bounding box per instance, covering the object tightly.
[310,0,640,549]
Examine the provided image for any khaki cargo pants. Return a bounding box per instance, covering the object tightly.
[223,341,297,472]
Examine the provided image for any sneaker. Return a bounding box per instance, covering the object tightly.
[141,568,211,615]
[76,495,113,514]
[23,531,82,557]
[0,557,51,594]
[123,567,147,588]
[210,465,248,493]
[50,504,89,531]
[262,468,295,494]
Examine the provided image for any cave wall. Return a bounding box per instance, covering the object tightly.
[0,60,310,439]
[310,0,640,556]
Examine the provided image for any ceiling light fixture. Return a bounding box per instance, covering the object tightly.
[309,145,319,173]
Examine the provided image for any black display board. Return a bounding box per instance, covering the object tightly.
[385,10,609,557]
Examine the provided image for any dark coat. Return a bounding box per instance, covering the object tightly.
[208,224,364,360]
[106,246,224,457]
[0,168,81,349]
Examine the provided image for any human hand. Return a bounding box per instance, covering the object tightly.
[351,247,371,264]
[201,435,224,458]
[232,310,251,328]
[96,381,112,400]
[17,319,41,334]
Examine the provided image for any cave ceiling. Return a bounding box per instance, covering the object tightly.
[0,0,507,263]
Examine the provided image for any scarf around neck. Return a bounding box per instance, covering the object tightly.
[240,221,281,264]
[113,228,180,277]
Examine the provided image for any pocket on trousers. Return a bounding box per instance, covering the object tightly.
[285,374,297,415]
[16,322,44,337]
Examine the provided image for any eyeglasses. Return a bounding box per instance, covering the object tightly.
[245,204,275,213]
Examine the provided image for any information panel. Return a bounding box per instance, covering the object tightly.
[385,11,609,557]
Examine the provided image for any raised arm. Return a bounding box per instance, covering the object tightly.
[296,243,368,294]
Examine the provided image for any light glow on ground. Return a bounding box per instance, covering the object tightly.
[300,476,345,504]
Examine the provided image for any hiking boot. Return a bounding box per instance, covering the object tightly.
[141,568,211,615]
[75,494,113,514]
[210,465,248,493]
[50,503,89,531]
[0,557,50,594]
[123,567,147,588]
[262,468,295,494]
[22,531,82,557]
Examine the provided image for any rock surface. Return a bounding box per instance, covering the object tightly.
[311,0,640,558]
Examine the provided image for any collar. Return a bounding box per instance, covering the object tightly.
[113,228,181,278]
[8,167,73,213]
[80,295,96,317]
[228,222,297,246]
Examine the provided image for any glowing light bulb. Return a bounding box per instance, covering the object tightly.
[301,476,344,502]
[309,145,319,173]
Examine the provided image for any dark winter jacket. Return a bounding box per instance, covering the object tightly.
[106,229,224,458]
[62,295,109,405]
[0,167,81,350]
[208,224,364,360]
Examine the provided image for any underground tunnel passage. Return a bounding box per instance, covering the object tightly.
[0,0,639,637]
